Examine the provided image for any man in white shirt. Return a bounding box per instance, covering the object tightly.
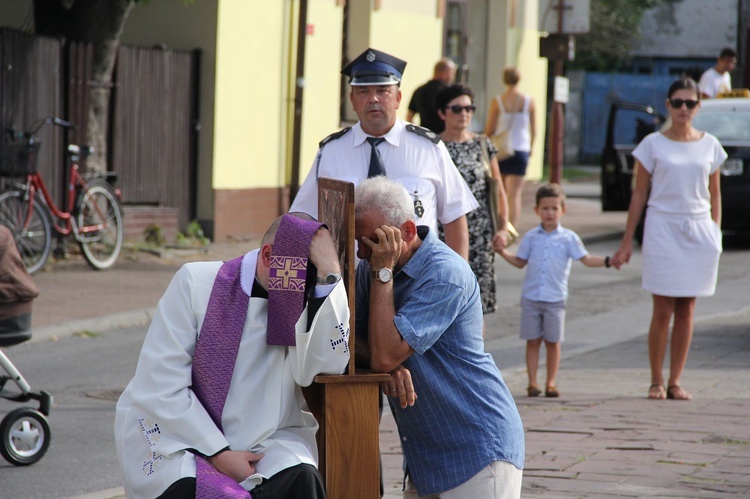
[115,213,350,498]
[290,48,477,261]
[699,48,737,98]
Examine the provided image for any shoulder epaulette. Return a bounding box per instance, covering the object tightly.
[405,123,441,144]
[319,127,352,148]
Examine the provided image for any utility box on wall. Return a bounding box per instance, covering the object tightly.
[540,34,575,61]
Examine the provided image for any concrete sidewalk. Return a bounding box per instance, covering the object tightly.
[25,176,750,498]
[382,307,750,497]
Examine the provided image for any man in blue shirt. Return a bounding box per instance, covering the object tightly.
[354,176,524,498]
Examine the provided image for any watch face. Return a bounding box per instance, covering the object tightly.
[375,268,392,283]
[319,273,341,285]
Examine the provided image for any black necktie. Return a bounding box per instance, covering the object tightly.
[366,137,386,178]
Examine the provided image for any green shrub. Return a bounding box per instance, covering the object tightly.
[143,224,166,246]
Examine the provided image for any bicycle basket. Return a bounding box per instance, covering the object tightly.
[0,139,40,177]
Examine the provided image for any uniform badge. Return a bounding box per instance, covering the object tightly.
[366,50,376,62]
[413,190,424,218]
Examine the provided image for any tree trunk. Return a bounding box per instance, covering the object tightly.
[34,0,137,172]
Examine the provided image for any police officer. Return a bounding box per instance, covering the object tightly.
[290,48,477,260]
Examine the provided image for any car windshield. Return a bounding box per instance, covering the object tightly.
[694,107,750,142]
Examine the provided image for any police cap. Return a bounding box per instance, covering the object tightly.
[341,48,407,86]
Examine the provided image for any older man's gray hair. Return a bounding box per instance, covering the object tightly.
[355,176,416,226]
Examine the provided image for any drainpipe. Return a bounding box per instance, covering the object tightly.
[289,0,309,203]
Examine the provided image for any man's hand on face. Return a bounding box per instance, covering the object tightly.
[308,227,341,276]
[361,225,402,271]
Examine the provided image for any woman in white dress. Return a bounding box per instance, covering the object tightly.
[611,78,726,401]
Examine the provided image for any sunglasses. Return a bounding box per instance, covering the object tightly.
[448,104,476,114]
[669,98,699,109]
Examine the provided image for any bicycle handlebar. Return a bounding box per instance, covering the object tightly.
[4,117,79,144]
[51,117,76,129]
[30,117,77,134]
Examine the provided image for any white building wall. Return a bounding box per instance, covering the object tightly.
[635,0,738,58]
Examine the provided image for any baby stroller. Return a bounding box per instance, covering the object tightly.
[0,225,51,466]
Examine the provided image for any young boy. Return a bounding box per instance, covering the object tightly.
[498,184,614,398]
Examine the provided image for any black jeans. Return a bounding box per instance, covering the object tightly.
[157,463,326,499]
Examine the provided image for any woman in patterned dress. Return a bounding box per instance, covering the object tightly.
[436,84,510,315]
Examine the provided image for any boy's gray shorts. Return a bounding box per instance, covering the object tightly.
[520,297,566,343]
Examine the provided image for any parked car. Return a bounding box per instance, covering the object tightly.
[601,102,666,212]
[692,97,750,233]
[601,97,750,234]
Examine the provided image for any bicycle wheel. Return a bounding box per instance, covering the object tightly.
[75,180,123,270]
[0,190,52,274]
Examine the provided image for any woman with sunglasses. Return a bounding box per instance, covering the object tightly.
[611,78,726,401]
[436,84,509,319]
[484,67,536,229]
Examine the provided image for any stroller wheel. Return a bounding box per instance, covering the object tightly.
[0,407,51,465]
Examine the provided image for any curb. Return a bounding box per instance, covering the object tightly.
[579,229,624,245]
[30,308,156,344]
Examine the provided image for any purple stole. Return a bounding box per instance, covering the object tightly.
[192,255,250,498]
[190,215,323,498]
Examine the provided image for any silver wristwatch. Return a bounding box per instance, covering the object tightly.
[316,272,342,285]
[372,267,393,283]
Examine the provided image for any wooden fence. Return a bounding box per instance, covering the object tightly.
[0,28,199,234]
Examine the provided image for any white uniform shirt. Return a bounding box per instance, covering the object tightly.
[114,250,350,498]
[291,118,478,232]
[698,67,731,98]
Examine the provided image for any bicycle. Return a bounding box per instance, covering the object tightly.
[0,117,123,273]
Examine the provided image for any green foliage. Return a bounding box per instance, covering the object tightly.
[542,164,599,182]
[175,220,209,247]
[143,224,166,247]
[568,0,665,72]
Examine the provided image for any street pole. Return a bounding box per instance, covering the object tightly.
[549,0,566,184]
[289,0,309,203]
[549,59,565,184]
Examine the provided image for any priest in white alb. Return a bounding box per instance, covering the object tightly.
[115,213,350,498]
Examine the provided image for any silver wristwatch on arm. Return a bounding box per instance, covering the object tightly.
[372,268,393,283]
[316,272,342,285]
